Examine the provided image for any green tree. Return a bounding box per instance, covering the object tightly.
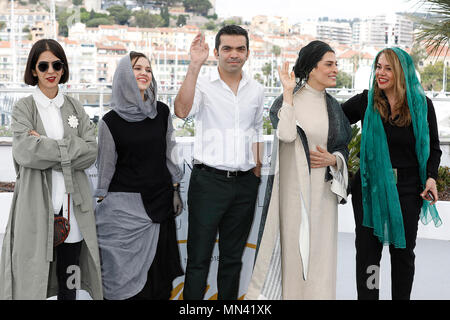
[271,45,281,56]
[80,8,91,23]
[183,0,212,16]
[86,17,114,28]
[414,0,450,56]
[221,17,243,27]
[263,116,273,135]
[347,125,361,180]
[176,15,188,27]
[420,61,450,91]
[107,5,131,25]
[203,20,217,31]
[410,43,427,69]
[56,7,74,36]
[262,62,272,86]
[132,10,165,28]
[254,73,264,85]
[160,6,170,27]
[336,71,352,88]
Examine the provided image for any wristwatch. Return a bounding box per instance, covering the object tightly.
[173,183,180,192]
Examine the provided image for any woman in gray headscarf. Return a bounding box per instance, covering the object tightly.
[94,51,184,300]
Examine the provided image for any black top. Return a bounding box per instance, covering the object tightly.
[103,101,173,223]
[341,90,441,180]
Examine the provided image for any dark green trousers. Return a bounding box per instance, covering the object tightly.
[183,166,260,300]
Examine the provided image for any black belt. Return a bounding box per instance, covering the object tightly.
[194,163,251,178]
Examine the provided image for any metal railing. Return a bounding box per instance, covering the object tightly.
[1,83,450,129]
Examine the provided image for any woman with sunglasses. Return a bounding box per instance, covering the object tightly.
[0,39,103,300]
[94,52,183,300]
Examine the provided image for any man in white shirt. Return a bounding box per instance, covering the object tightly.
[175,25,264,300]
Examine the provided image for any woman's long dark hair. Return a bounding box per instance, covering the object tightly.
[293,40,334,84]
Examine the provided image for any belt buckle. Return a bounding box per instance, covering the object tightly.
[226,171,237,178]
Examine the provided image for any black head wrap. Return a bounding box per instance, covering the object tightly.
[293,40,334,83]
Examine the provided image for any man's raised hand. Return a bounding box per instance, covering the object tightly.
[190,32,210,67]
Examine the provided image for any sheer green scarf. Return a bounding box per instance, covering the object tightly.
[360,47,442,249]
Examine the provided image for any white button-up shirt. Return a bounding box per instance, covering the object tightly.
[33,86,83,243]
[188,68,264,171]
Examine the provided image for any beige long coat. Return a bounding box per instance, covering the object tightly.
[246,85,350,300]
[0,95,103,300]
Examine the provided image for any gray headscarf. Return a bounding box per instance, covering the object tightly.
[110,53,158,122]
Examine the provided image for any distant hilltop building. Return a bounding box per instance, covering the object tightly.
[251,15,290,35]
[208,0,216,15]
[317,21,352,45]
[84,0,102,12]
[100,0,216,15]
[292,13,414,48]
[353,13,414,47]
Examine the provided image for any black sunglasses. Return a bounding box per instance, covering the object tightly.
[37,60,64,72]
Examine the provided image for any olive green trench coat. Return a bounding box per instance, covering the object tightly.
[0,95,103,300]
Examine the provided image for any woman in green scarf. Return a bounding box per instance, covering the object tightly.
[342,48,442,300]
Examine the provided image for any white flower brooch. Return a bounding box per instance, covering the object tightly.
[68,115,79,129]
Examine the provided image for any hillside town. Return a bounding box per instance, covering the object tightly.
[1,0,449,91]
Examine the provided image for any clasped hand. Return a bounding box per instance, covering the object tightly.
[310,146,337,169]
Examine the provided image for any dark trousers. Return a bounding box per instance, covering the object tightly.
[56,241,82,300]
[183,166,260,300]
[351,169,422,300]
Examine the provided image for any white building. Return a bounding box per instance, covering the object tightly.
[353,14,414,48]
[317,21,352,45]
[84,0,102,12]
[251,15,291,35]
[296,20,318,38]
[0,41,13,82]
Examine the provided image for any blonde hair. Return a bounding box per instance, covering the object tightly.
[373,49,411,127]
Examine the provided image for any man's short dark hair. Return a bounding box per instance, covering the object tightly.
[215,25,249,51]
[24,39,69,86]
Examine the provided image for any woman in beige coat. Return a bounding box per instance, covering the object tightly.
[0,39,102,300]
[247,41,351,299]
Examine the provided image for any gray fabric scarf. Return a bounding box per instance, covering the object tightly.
[110,54,158,122]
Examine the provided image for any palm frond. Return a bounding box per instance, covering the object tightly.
[412,0,450,57]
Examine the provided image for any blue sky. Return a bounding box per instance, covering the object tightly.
[215,0,425,23]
